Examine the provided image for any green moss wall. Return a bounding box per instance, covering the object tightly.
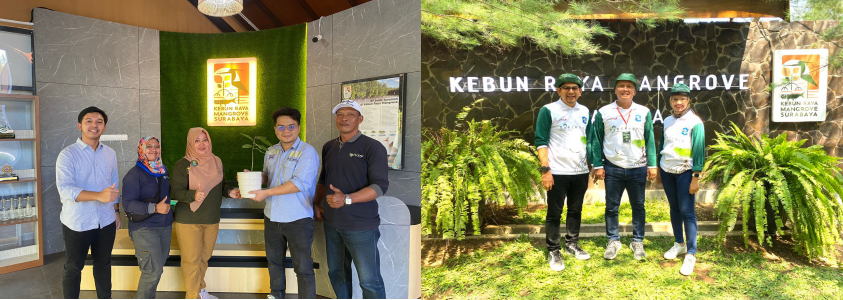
[159,24,307,180]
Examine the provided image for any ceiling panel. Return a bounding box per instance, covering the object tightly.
[189,0,379,32]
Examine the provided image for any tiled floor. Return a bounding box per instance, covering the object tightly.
[0,252,314,299]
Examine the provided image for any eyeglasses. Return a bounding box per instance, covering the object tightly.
[559,86,579,91]
[276,125,298,132]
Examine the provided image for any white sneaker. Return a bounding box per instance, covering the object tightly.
[680,254,696,276]
[663,242,687,260]
[200,289,218,299]
[267,295,276,299]
[548,250,565,271]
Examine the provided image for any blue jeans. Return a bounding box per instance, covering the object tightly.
[660,169,698,254]
[604,161,648,242]
[129,225,172,299]
[264,217,316,299]
[324,223,385,299]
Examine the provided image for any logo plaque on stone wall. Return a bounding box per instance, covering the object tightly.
[772,49,828,122]
[207,57,257,126]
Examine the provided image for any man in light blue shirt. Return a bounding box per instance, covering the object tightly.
[55,106,120,299]
[248,107,319,299]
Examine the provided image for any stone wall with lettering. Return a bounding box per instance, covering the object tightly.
[422,21,843,157]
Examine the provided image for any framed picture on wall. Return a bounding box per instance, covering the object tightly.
[341,74,406,170]
[0,25,34,95]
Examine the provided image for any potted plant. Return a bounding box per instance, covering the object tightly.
[702,122,843,260]
[238,134,273,198]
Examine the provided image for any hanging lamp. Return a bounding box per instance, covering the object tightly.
[197,0,243,17]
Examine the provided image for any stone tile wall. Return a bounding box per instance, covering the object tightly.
[305,1,420,298]
[422,20,843,172]
[34,9,160,254]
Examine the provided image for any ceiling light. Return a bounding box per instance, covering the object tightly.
[198,0,243,17]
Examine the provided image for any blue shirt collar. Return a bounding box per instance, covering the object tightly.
[279,137,302,153]
[75,138,103,151]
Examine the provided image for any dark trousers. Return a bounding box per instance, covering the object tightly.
[324,223,385,299]
[545,173,589,251]
[62,222,116,299]
[604,161,648,242]
[129,225,172,299]
[264,217,316,299]
[660,169,698,254]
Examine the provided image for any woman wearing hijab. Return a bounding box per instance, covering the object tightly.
[171,128,241,299]
[657,83,705,276]
[121,137,173,298]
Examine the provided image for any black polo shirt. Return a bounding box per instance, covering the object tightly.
[318,131,389,230]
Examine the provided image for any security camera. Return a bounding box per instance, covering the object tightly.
[312,35,322,43]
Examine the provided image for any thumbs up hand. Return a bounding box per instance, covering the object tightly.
[99,183,118,203]
[194,182,206,203]
[326,184,346,209]
[155,196,171,214]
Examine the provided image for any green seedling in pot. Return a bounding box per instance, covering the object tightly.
[241,133,274,171]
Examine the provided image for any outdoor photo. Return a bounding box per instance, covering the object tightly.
[421,0,843,299]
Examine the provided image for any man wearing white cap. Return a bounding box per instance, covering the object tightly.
[314,99,389,299]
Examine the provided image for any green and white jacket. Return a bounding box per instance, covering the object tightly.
[534,100,592,175]
[658,110,705,174]
[589,101,657,169]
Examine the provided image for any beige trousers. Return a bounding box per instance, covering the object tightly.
[174,222,219,299]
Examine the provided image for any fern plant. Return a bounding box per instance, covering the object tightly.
[241,134,273,171]
[702,122,843,260]
[422,100,544,240]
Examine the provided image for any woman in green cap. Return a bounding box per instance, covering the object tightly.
[657,83,705,276]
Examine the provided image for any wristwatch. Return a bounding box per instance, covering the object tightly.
[692,173,701,178]
[540,166,551,173]
[114,209,120,213]
[344,195,352,206]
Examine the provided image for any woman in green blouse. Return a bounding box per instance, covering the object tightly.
[170,127,241,299]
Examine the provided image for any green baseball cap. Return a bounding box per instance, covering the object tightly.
[670,83,691,96]
[614,73,638,90]
[556,73,583,88]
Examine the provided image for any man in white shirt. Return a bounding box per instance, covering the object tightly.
[590,73,658,261]
[56,106,120,299]
[535,73,593,271]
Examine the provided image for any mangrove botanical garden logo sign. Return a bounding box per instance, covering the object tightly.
[772,49,828,122]
[207,57,257,126]
[449,74,751,93]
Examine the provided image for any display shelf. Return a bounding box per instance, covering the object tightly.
[0,253,39,269]
[0,94,42,274]
[0,178,37,185]
[0,217,38,228]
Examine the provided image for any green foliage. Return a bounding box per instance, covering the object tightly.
[421,0,684,54]
[576,0,685,29]
[422,0,611,54]
[240,134,274,171]
[423,236,843,299]
[771,0,843,70]
[702,122,843,260]
[422,100,543,240]
[159,25,307,180]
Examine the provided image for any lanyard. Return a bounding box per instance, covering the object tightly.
[616,107,632,126]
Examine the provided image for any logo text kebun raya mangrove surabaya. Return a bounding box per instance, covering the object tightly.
[449,74,750,93]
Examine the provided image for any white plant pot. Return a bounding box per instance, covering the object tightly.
[237,171,262,198]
